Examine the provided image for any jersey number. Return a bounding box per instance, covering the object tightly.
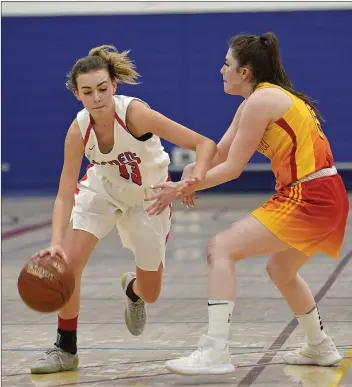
[119,162,142,186]
[306,104,325,140]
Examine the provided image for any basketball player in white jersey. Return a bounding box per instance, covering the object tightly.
[29,45,217,374]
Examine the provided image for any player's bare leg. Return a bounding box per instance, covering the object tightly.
[268,249,342,366]
[165,215,340,376]
[31,225,98,374]
[121,263,163,336]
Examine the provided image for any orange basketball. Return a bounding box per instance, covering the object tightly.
[18,253,75,313]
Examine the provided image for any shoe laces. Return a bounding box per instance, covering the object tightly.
[39,347,62,361]
[299,339,334,357]
[130,299,145,322]
[185,347,206,365]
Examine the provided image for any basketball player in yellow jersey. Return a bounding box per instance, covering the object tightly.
[145,32,349,376]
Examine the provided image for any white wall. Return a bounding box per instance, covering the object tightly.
[3,1,352,16]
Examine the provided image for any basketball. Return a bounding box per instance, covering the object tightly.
[18,253,75,313]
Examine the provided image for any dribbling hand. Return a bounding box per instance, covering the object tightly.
[30,244,68,264]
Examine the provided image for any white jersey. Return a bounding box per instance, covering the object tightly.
[76,95,170,188]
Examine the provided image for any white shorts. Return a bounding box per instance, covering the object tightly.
[71,167,172,271]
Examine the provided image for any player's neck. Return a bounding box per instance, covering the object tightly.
[240,83,255,99]
[90,104,115,127]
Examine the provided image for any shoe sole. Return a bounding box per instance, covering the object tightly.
[283,354,342,367]
[165,363,235,376]
[30,358,79,374]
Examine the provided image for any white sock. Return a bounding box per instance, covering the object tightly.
[295,305,327,344]
[207,300,235,341]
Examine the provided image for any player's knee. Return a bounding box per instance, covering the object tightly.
[207,234,244,264]
[266,262,296,287]
[207,235,222,265]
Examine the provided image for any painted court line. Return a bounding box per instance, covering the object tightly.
[237,250,352,387]
[329,349,352,387]
[2,345,264,352]
[2,219,52,240]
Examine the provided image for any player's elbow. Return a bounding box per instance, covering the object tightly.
[196,138,217,155]
[229,166,243,180]
[206,138,217,153]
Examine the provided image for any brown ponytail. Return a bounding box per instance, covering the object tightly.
[229,32,323,120]
[66,44,140,90]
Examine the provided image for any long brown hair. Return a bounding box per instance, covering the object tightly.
[229,32,323,120]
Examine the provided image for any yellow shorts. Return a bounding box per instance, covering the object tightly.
[252,175,349,258]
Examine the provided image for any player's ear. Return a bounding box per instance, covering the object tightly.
[112,80,117,94]
[73,88,81,101]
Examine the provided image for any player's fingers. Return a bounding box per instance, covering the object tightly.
[146,202,159,215]
[147,207,158,216]
[39,249,50,257]
[156,205,167,216]
[55,248,67,261]
[154,203,166,216]
[150,183,166,190]
[144,195,160,202]
[182,196,191,207]
[29,252,40,260]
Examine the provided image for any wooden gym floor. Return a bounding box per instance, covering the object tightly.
[2,193,352,387]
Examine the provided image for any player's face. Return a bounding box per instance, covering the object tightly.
[220,49,251,95]
[74,69,116,115]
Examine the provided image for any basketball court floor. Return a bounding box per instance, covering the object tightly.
[2,193,352,387]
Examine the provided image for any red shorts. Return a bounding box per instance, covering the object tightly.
[252,174,349,258]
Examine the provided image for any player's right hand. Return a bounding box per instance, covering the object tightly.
[181,193,199,208]
[180,164,199,207]
[30,244,68,263]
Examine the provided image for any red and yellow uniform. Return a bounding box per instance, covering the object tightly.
[252,83,349,258]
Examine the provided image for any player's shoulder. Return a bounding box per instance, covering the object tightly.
[64,119,85,152]
[66,119,84,142]
[250,86,286,103]
[76,104,89,122]
[115,94,150,108]
[245,86,292,117]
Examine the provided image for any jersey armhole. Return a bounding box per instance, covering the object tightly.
[124,98,153,142]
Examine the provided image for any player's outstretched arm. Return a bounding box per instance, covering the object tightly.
[178,92,273,193]
[183,100,247,176]
[145,91,273,215]
[126,100,217,181]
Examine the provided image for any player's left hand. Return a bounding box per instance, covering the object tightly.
[145,181,188,216]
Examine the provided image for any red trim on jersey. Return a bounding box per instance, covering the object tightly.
[83,123,92,146]
[114,112,129,133]
[165,172,172,244]
[75,163,93,197]
[276,118,298,182]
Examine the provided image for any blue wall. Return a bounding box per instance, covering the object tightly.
[2,10,352,193]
